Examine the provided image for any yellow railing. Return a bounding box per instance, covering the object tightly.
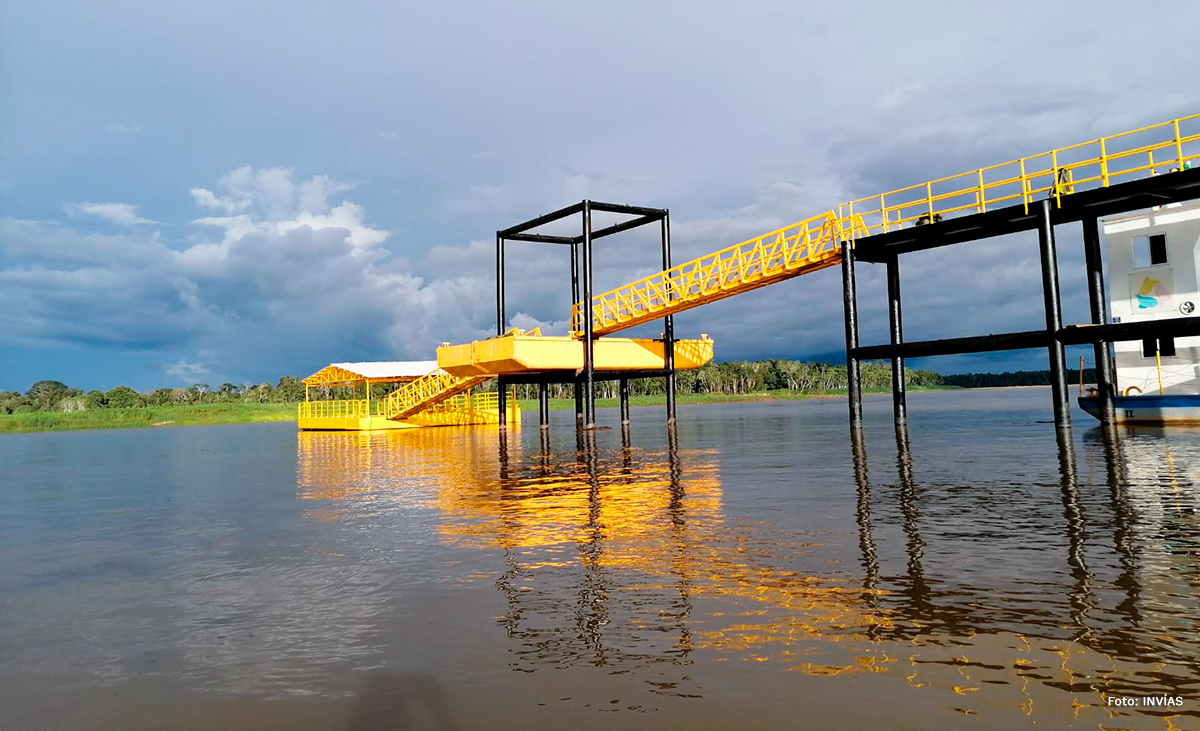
[297,399,370,420]
[570,113,1200,337]
[838,113,1200,235]
[571,211,868,336]
[298,390,508,422]
[450,390,498,412]
[381,368,490,421]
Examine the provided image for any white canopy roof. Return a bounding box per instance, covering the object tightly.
[330,361,438,379]
[304,360,439,385]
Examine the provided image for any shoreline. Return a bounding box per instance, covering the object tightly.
[0,387,961,435]
[519,385,958,412]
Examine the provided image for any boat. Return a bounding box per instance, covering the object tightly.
[1079,199,1200,423]
[1079,392,1200,424]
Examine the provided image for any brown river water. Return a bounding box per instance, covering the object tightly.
[1,388,1198,730]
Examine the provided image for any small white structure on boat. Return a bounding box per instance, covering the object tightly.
[1104,200,1200,396]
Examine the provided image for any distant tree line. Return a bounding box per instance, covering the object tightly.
[0,364,1108,416]
[478,360,946,400]
[940,369,1096,389]
[0,377,307,415]
[1,361,953,415]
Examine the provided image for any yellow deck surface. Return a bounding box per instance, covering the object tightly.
[437,334,714,377]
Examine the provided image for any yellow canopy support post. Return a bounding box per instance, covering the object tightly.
[1156,349,1164,395]
[1079,355,1084,396]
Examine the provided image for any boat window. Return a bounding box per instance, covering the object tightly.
[1142,336,1176,357]
[1132,233,1167,268]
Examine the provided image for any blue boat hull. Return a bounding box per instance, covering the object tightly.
[1078,393,1200,424]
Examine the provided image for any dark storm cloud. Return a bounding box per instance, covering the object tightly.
[1,0,1198,387]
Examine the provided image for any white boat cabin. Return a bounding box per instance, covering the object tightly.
[1104,200,1200,395]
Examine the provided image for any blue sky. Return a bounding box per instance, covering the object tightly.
[2,0,1198,391]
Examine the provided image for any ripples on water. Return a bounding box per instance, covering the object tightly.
[1,389,1198,730]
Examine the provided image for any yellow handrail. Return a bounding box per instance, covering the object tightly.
[570,211,869,336]
[570,113,1200,338]
[381,368,489,421]
[297,399,371,420]
[299,391,507,422]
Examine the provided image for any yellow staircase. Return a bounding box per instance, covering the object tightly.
[381,369,490,421]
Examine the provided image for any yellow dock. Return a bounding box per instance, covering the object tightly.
[297,361,518,431]
[298,332,714,431]
[437,332,713,376]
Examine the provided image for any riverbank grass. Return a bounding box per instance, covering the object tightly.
[0,403,297,434]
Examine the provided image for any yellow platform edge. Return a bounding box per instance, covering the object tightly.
[297,395,519,431]
[438,334,714,377]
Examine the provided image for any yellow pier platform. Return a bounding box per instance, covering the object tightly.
[297,361,518,431]
[437,332,714,376]
[297,332,713,431]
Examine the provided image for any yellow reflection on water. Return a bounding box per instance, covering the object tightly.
[295,425,1200,726]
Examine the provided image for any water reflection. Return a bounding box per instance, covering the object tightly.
[859,425,1200,724]
[347,671,460,731]
[456,426,717,683]
[1056,428,1095,639]
[294,417,1200,727]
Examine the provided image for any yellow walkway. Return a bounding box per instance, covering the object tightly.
[570,114,1200,337]
[303,114,1197,430]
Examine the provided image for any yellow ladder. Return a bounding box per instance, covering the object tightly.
[382,369,490,421]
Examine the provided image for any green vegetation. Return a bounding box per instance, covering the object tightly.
[0,377,306,434]
[1,360,953,434]
[519,385,956,412]
[941,368,1095,388]
[0,402,297,434]
[484,359,945,400]
[1,377,306,416]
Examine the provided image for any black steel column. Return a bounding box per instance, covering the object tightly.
[841,240,863,430]
[886,254,907,426]
[497,376,507,429]
[496,233,505,335]
[571,237,582,424]
[1082,215,1116,424]
[539,382,549,429]
[1037,200,1071,429]
[619,377,630,424]
[570,238,580,322]
[850,427,878,600]
[582,201,596,429]
[662,213,677,424]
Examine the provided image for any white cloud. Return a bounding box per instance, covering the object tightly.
[189,166,354,218]
[189,167,385,251]
[105,121,140,135]
[166,360,210,382]
[63,202,156,226]
[879,79,928,110]
[1,167,500,381]
[443,183,515,215]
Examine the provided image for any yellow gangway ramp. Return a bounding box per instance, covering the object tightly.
[571,210,866,337]
[572,113,1200,338]
[381,368,490,421]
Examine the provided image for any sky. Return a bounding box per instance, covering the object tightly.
[2,0,1199,392]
